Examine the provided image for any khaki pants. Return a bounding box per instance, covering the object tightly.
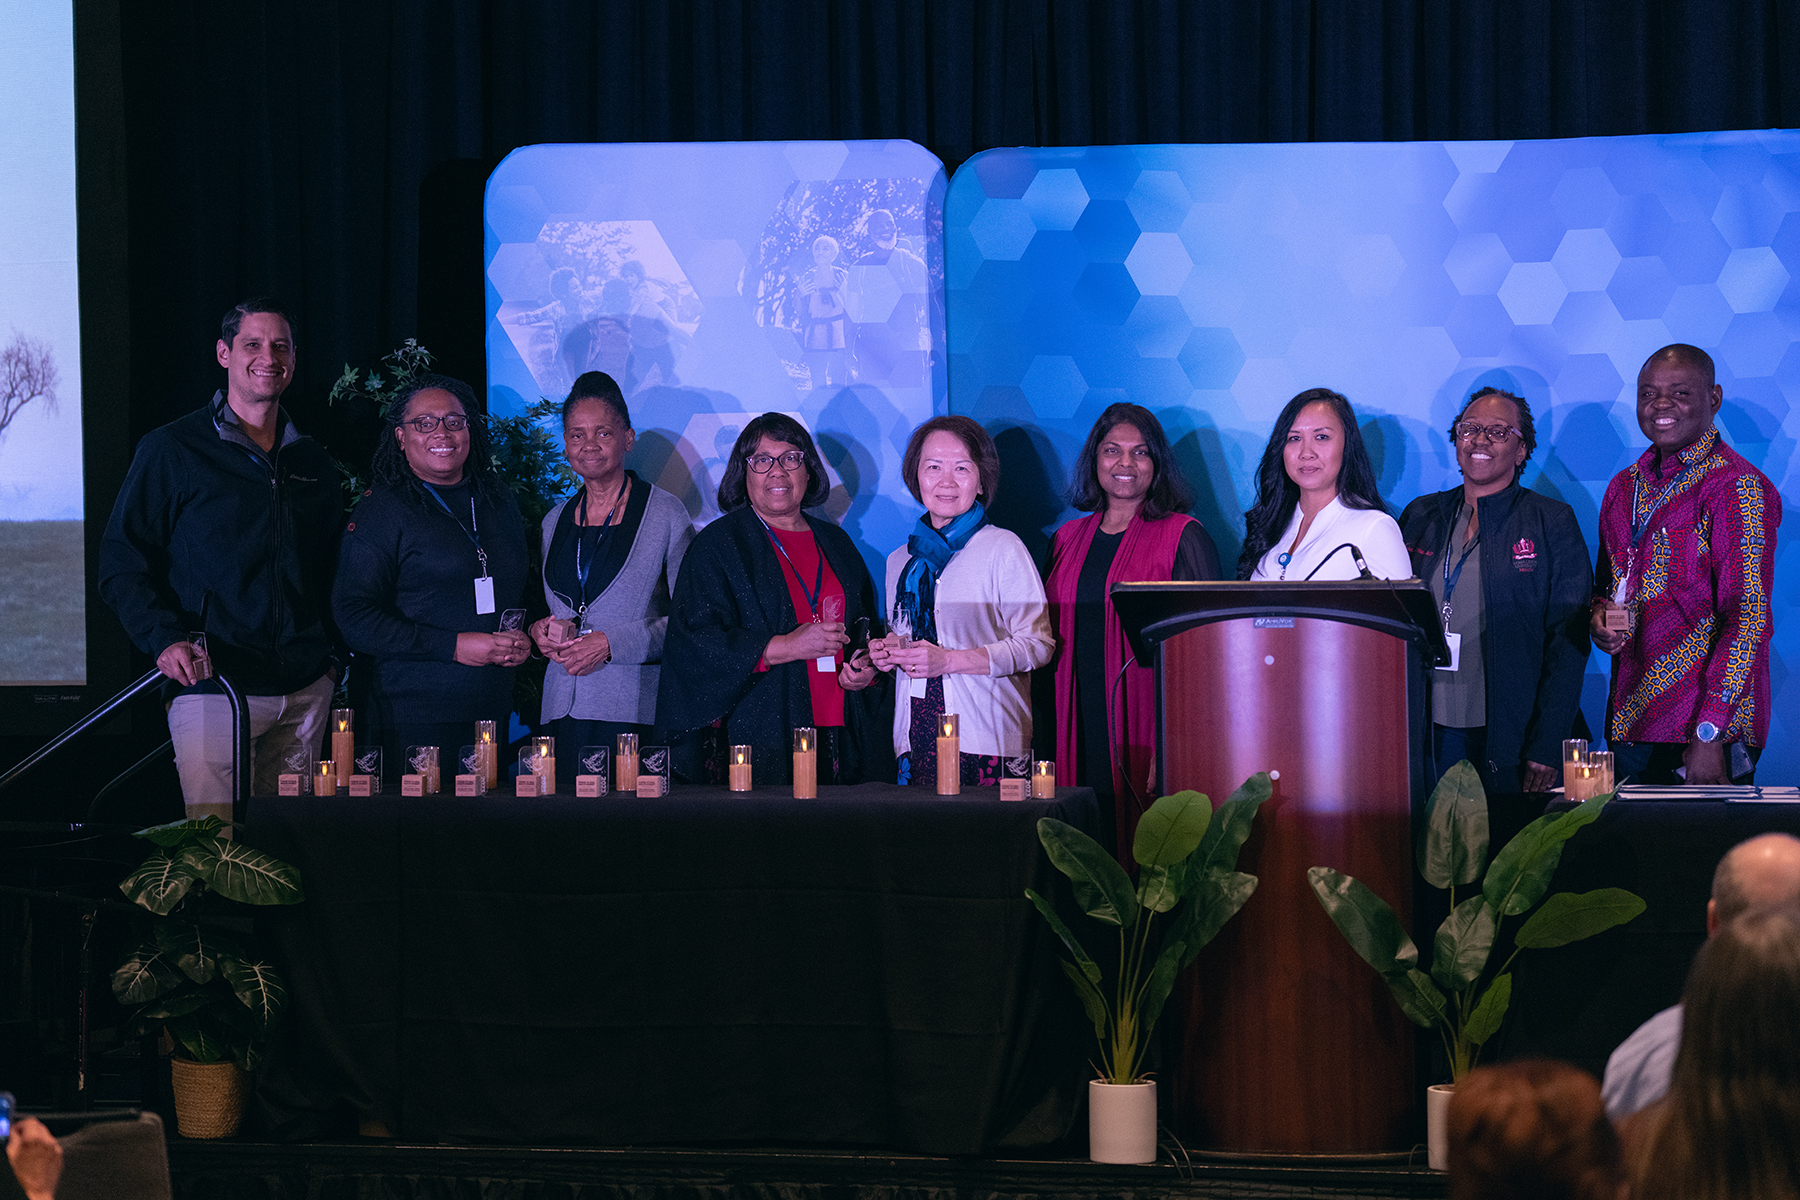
[167,673,335,825]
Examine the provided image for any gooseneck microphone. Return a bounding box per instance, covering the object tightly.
[1303,543,1375,581]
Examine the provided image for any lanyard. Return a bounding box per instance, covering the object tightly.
[572,479,626,613]
[760,518,825,618]
[1628,459,1695,547]
[421,483,488,578]
[1441,509,1479,625]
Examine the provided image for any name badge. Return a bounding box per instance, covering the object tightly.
[1437,631,1462,672]
[816,655,835,673]
[474,575,496,615]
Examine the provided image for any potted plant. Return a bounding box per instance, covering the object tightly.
[1306,760,1645,1168]
[1026,772,1271,1163]
[111,817,305,1138]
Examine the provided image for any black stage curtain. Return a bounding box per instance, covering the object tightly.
[104,0,1798,449]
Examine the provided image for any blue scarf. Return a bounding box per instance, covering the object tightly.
[894,502,986,644]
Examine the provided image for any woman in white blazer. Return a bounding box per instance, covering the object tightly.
[869,416,1054,788]
[1238,387,1412,582]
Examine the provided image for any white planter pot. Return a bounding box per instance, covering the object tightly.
[1088,1078,1157,1163]
[1426,1082,1455,1170]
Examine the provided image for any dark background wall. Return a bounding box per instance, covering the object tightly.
[102,0,1799,452]
[7,0,1791,776]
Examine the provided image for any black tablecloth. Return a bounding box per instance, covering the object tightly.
[247,784,1099,1153]
[1495,799,1800,1076]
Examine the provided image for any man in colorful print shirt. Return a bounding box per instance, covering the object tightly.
[1591,344,1781,784]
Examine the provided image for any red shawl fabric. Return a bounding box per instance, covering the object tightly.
[1047,511,1195,861]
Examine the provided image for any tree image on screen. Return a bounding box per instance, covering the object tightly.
[0,331,57,444]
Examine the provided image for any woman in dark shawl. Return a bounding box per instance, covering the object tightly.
[653,413,891,785]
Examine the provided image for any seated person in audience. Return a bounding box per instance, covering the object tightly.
[1621,902,1800,1200]
[1602,830,1800,1120]
[1400,387,1592,793]
[5,1116,62,1200]
[1447,1059,1625,1200]
[1238,387,1411,581]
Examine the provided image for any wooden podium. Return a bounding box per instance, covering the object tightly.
[1112,581,1446,1154]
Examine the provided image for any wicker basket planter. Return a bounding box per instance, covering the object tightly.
[169,1057,246,1138]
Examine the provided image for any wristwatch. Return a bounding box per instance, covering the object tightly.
[1695,721,1720,743]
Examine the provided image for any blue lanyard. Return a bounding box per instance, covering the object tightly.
[760,518,825,618]
[421,483,488,577]
[1441,509,1478,623]
[572,480,625,613]
[1629,461,1695,547]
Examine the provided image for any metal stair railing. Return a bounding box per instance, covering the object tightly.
[0,666,252,825]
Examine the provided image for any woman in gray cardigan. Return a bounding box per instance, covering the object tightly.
[528,371,693,789]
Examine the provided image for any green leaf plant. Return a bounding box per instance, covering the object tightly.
[1026,773,1271,1085]
[110,817,305,1071]
[1306,760,1645,1081]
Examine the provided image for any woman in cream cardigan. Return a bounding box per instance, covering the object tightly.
[869,416,1054,788]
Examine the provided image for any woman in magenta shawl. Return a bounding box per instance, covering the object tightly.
[1046,403,1219,858]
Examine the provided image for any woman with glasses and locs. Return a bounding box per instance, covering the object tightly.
[1399,387,1591,792]
[334,374,532,778]
[654,413,888,785]
[1045,403,1219,855]
[1239,387,1411,581]
[526,372,693,791]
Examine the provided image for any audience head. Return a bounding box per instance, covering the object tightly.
[1068,402,1192,520]
[1447,1059,1624,1200]
[1236,387,1385,578]
[1451,387,1536,486]
[1629,903,1800,1200]
[1708,832,1800,933]
[717,412,830,516]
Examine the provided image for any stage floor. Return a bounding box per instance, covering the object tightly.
[164,1138,1450,1200]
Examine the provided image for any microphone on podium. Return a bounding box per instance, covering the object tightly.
[1303,543,1376,581]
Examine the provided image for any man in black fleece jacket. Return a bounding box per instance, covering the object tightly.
[100,299,343,819]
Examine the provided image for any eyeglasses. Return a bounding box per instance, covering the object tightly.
[1454,422,1522,443]
[402,414,470,433]
[746,451,806,473]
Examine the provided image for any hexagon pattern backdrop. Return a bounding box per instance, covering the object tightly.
[947,134,1797,780]
[485,140,947,587]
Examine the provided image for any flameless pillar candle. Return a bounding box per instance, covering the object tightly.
[532,736,556,794]
[1033,760,1056,799]
[1566,762,1601,801]
[315,760,338,797]
[1589,750,1615,797]
[332,709,354,784]
[937,714,960,795]
[616,733,639,792]
[793,728,817,798]
[476,720,499,789]
[729,744,753,792]
[1562,738,1588,780]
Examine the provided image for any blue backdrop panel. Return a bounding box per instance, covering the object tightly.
[947,134,1799,781]
[485,140,947,587]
